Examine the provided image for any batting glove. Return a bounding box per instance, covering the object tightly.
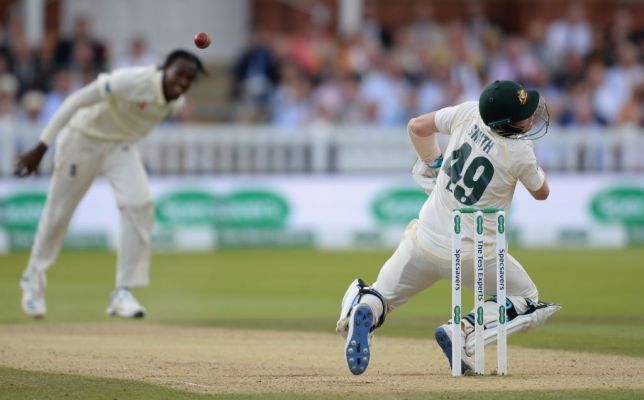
[412,155,443,195]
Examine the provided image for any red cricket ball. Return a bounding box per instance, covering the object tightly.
[194,32,211,49]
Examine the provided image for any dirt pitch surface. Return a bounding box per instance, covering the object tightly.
[1,323,643,396]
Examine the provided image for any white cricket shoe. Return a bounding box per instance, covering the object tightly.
[106,288,145,318]
[345,304,374,375]
[435,323,474,374]
[20,271,47,318]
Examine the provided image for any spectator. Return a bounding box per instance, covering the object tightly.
[231,28,280,122]
[359,52,411,126]
[616,82,644,128]
[588,57,629,125]
[407,3,447,55]
[287,28,321,78]
[611,42,643,94]
[0,74,18,121]
[114,37,156,69]
[552,52,586,90]
[416,54,460,115]
[545,3,593,69]
[391,27,424,85]
[0,18,47,97]
[40,69,73,124]
[361,2,393,50]
[53,16,106,72]
[68,39,101,91]
[0,53,11,78]
[14,90,45,154]
[487,36,542,84]
[312,62,346,123]
[446,20,483,101]
[615,83,644,171]
[19,90,44,123]
[604,8,637,65]
[270,62,313,128]
[0,75,20,159]
[337,73,366,124]
[10,38,47,97]
[338,33,372,76]
[525,18,550,68]
[559,81,604,127]
[463,0,493,50]
[0,23,10,67]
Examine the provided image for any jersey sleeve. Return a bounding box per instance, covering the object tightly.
[434,101,478,135]
[39,81,103,145]
[512,143,545,192]
[434,105,459,134]
[96,73,112,99]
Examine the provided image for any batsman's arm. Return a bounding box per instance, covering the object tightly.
[407,112,442,164]
[14,81,103,177]
[39,80,103,146]
[528,170,549,200]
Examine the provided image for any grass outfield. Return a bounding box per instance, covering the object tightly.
[1,247,643,399]
[1,248,643,355]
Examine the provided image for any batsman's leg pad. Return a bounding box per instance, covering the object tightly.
[336,278,387,337]
[465,300,561,355]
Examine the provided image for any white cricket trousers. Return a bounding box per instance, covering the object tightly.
[24,128,154,288]
[371,220,539,327]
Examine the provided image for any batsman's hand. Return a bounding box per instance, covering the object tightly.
[14,142,48,178]
[412,155,443,195]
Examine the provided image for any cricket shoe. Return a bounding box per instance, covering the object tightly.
[20,271,47,318]
[345,304,374,375]
[106,288,145,318]
[435,323,474,374]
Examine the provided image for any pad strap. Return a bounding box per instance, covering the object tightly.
[357,279,387,330]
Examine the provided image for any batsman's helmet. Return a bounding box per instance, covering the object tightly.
[479,80,549,139]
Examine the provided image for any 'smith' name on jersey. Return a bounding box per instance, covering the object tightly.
[469,125,494,154]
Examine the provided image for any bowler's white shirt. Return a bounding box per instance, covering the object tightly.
[68,66,184,143]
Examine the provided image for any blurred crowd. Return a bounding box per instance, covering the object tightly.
[0,2,642,131]
[0,15,157,127]
[232,2,643,130]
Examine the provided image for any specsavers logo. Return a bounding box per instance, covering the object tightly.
[372,188,426,224]
[590,187,644,225]
[0,191,47,230]
[156,190,218,225]
[156,189,289,228]
[219,190,289,228]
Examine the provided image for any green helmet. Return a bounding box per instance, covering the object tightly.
[479,80,541,131]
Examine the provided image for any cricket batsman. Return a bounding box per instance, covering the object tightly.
[15,49,206,318]
[336,80,561,375]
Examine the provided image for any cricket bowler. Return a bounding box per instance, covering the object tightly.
[15,49,206,318]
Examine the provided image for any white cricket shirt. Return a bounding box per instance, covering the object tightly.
[68,66,184,142]
[418,101,545,257]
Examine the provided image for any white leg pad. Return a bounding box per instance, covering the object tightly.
[465,303,561,355]
[336,278,387,338]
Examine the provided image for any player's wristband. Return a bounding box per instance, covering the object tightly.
[426,154,443,169]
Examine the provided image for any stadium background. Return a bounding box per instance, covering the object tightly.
[0,0,642,251]
[0,1,643,399]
